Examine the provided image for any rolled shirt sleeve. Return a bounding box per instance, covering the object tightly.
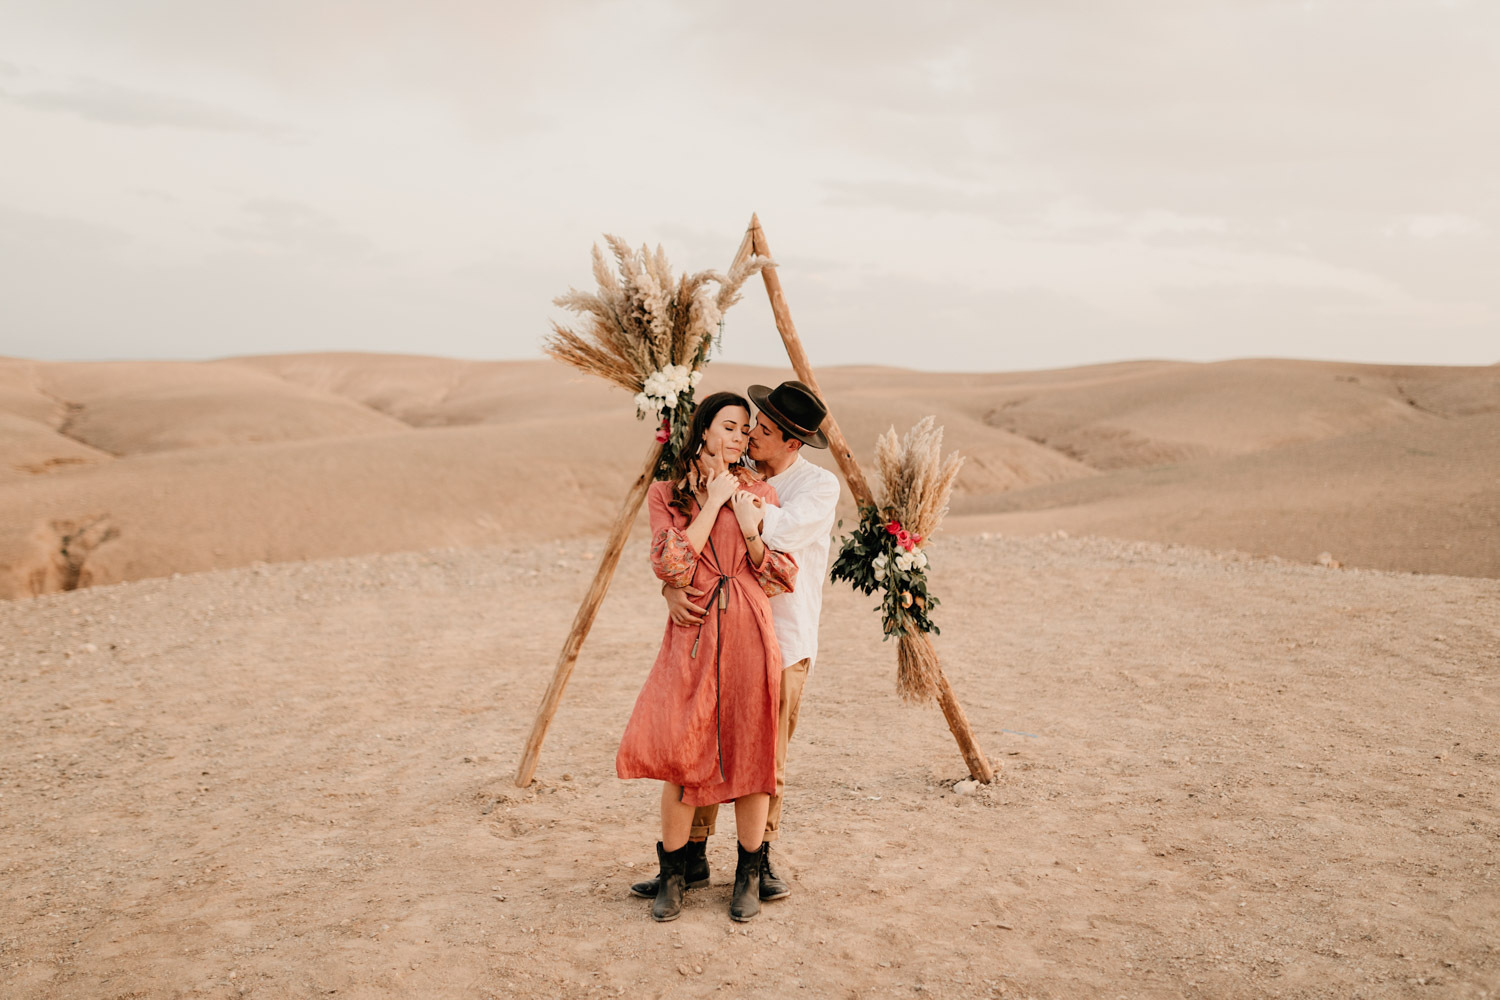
[760,472,841,554]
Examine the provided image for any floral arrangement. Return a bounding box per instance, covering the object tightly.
[830,416,964,702]
[830,509,939,636]
[544,235,770,476]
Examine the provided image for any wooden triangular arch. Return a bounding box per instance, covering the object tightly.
[514,214,994,788]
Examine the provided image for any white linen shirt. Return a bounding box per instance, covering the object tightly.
[759,455,841,672]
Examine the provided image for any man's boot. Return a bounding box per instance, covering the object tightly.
[758,843,790,901]
[630,839,709,898]
[651,841,690,922]
[730,842,765,922]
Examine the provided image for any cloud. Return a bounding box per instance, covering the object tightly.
[1391,214,1489,240]
[820,178,1040,223]
[1,77,295,137]
[0,203,132,255]
[218,200,375,259]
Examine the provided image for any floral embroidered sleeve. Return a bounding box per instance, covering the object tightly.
[755,547,797,598]
[647,483,697,588]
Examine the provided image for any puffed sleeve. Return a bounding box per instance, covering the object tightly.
[648,482,697,589]
[748,483,797,597]
[755,547,798,598]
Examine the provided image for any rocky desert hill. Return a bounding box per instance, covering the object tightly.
[1,353,1496,599]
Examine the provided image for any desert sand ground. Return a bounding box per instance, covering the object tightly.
[2,532,1497,999]
[2,353,1498,999]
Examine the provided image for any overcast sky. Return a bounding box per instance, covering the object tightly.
[1,0,1495,371]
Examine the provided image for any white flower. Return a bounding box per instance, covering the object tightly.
[873,565,886,582]
[689,370,703,387]
[895,552,915,572]
[661,390,679,409]
[871,553,888,570]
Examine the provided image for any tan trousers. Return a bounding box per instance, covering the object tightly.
[690,657,809,843]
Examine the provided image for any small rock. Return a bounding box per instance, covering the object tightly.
[1316,552,1343,569]
[954,779,979,795]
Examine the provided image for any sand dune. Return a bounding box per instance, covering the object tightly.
[37,360,411,455]
[1,353,1496,599]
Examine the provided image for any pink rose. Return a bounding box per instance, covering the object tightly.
[887,520,902,535]
[655,417,671,443]
[896,529,911,548]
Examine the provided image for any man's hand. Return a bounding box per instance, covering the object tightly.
[663,582,709,626]
[730,489,764,537]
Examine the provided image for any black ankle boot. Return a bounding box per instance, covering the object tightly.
[758,844,790,901]
[630,839,710,899]
[730,842,765,922]
[652,841,690,922]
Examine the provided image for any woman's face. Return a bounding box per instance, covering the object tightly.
[699,405,751,465]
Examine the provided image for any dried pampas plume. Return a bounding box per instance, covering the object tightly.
[875,416,964,541]
[897,632,942,704]
[544,236,773,391]
[874,415,964,704]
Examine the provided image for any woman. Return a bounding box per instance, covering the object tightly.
[616,391,797,923]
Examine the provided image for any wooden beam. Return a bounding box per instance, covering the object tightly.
[514,440,665,787]
[744,212,997,783]
[746,214,876,507]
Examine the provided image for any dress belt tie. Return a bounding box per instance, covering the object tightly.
[690,573,732,659]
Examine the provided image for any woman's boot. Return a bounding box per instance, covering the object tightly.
[730,842,765,922]
[652,841,690,922]
[629,839,710,898]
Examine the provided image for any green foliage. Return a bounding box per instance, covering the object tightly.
[646,388,697,480]
[829,505,941,639]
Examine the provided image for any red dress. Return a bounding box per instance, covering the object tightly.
[616,478,797,806]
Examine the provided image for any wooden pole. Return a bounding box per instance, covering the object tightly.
[514,440,665,787]
[744,212,998,783]
[927,637,996,782]
[746,214,876,507]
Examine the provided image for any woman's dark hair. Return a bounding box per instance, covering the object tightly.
[667,391,754,513]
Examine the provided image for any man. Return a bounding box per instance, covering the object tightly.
[631,380,841,903]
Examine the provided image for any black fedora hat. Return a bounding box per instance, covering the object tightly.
[748,381,829,449]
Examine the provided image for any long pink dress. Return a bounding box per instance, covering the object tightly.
[616,478,797,806]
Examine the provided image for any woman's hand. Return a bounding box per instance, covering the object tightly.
[702,460,740,510]
[731,489,764,537]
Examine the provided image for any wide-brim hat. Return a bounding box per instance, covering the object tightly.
[748,381,829,449]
